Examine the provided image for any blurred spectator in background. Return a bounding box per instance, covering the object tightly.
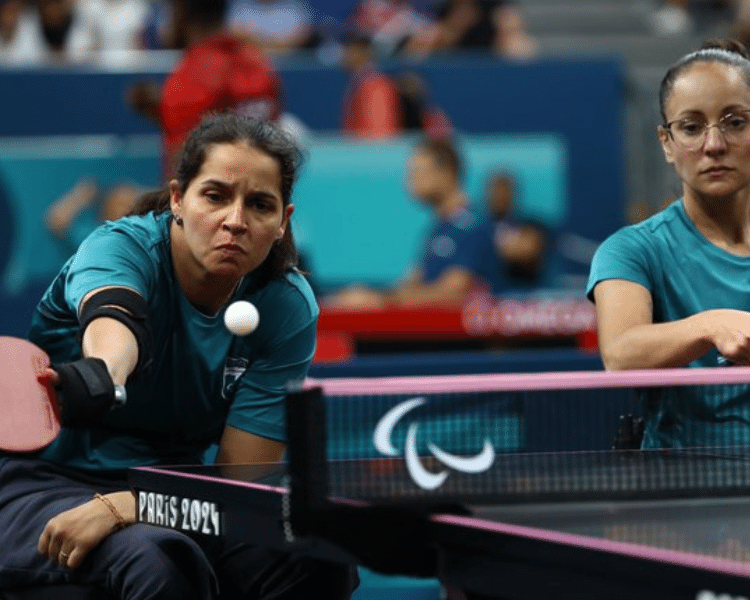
[341,32,402,138]
[650,0,693,36]
[491,2,536,60]
[427,0,497,51]
[128,0,284,177]
[395,70,453,138]
[73,0,150,53]
[0,0,24,54]
[733,0,750,48]
[350,0,433,56]
[139,0,177,49]
[650,0,734,37]
[45,178,141,255]
[341,34,452,139]
[326,137,499,309]
[484,172,548,291]
[406,0,537,60]
[225,0,316,55]
[0,0,88,63]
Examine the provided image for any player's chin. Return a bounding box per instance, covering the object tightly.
[209,260,249,279]
[695,179,744,199]
[212,258,263,279]
[704,186,745,202]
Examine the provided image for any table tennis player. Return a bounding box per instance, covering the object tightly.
[0,113,356,599]
[587,39,750,450]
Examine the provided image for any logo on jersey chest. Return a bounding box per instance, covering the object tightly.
[222,357,249,399]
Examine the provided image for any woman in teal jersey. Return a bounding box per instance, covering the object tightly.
[588,39,750,448]
[0,114,356,598]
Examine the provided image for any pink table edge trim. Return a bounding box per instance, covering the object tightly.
[431,513,750,577]
[305,366,750,395]
[134,465,286,494]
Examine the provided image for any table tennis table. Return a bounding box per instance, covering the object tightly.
[129,370,750,600]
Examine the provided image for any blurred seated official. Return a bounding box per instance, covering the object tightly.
[484,171,549,291]
[326,136,500,309]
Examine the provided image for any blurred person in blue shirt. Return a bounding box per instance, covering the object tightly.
[327,136,499,308]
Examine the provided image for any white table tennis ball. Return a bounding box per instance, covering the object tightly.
[224,301,259,336]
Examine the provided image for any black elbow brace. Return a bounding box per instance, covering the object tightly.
[79,288,153,380]
[53,357,116,428]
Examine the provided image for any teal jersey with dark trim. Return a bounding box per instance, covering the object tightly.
[28,212,318,470]
[587,199,750,449]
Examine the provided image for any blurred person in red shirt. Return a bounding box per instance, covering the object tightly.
[340,32,402,139]
[129,0,283,178]
[341,33,451,139]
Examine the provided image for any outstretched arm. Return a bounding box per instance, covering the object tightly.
[38,287,144,568]
[594,279,750,369]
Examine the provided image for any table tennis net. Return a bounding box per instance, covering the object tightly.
[286,368,750,507]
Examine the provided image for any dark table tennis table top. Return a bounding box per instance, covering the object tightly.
[129,450,750,600]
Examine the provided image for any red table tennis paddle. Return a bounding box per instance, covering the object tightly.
[0,336,61,452]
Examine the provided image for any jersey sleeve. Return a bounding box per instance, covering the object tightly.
[63,219,158,314]
[225,275,319,442]
[586,225,655,302]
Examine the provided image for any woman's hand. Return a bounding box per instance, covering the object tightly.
[704,309,750,365]
[37,491,134,569]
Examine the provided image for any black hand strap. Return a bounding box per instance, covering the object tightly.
[53,358,116,428]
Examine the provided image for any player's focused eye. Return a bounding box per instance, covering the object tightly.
[676,120,705,137]
[722,113,749,132]
[246,195,278,213]
[204,189,226,203]
[667,110,750,148]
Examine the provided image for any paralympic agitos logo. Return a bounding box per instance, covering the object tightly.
[373,397,495,490]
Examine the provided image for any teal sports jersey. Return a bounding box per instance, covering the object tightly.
[28,212,319,471]
[586,199,750,448]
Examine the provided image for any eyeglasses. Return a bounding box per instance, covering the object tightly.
[663,110,750,150]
